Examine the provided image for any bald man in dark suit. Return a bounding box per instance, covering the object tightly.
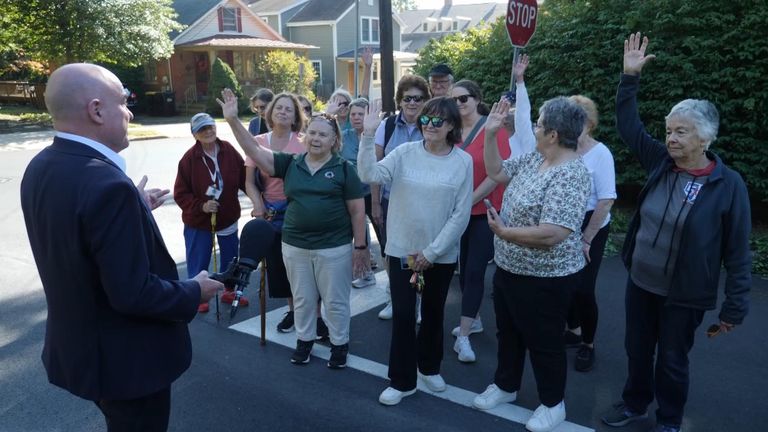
[20,63,222,432]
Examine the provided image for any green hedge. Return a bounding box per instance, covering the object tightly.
[414,0,768,201]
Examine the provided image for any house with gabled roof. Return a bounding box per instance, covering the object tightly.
[398,1,506,53]
[249,0,414,100]
[144,0,316,110]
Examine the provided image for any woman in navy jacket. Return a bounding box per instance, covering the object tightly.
[602,33,751,432]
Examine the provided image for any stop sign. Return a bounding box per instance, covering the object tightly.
[506,0,538,48]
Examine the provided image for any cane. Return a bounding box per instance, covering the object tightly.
[211,211,220,322]
[259,257,267,345]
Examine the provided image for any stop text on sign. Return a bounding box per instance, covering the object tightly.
[508,1,537,29]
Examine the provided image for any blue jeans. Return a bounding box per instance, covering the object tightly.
[183,225,238,282]
[622,279,704,427]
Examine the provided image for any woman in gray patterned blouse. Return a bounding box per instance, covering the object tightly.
[473,96,591,432]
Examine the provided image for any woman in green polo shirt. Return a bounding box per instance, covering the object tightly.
[219,89,368,369]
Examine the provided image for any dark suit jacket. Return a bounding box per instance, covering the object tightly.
[20,136,201,401]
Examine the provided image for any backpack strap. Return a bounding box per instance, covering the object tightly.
[383,114,397,152]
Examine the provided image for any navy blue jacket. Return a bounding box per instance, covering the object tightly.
[616,74,751,324]
[21,137,201,401]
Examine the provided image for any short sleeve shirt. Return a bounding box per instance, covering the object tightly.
[273,152,365,249]
[494,152,591,277]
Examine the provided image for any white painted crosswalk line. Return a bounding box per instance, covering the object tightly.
[229,271,593,432]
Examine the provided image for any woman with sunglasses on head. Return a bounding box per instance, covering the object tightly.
[242,93,329,339]
[248,88,274,136]
[448,78,512,364]
[371,75,431,320]
[358,97,473,406]
[220,90,368,369]
[475,96,591,432]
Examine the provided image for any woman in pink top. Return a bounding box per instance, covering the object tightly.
[450,79,511,364]
[244,93,323,336]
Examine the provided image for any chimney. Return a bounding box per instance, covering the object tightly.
[444,0,452,8]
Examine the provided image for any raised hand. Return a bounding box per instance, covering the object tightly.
[216,88,239,120]
[361,46,373,67]
[363,99,384,135]
[325,95,344,116]
[486,98,510,135]
[514,54,529,83]
[623,32,656,76]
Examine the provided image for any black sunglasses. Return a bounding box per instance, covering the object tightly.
[303,105,312,114]
[419,115,445,128]
[402,95,425,103]
[453,94,473,104]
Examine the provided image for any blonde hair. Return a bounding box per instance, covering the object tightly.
[569,95,599,134]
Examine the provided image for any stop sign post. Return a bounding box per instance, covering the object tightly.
[506,0,538,90]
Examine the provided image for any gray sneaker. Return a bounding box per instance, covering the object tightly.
[352,272,376,288]
[602,401,648,427]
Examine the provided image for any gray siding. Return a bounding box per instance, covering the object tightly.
[289,25,335,96]
[280,4,307,36]
[261,13,280,34]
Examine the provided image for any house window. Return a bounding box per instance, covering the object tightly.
[221,7,237,31]
[372,61,379,82]
[261,16,269,25]
[233,52,257,79]
[361,17,379,43]
[437,22,442,32]
[311,60,322,82]
[422,22,428,32]
[368,0,373,5]
[452,21,458,31]
[144,62,157,82]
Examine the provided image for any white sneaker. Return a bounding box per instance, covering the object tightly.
[378,302,393,320]
[378,386,416,406]
[472,383,517,410]
[451,317,484,337]
[525,401,566,432]
[453,336,476,363]
[418,372,446,392]
[352,271,376,288]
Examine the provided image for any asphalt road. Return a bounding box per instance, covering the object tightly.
[1,130,766,432]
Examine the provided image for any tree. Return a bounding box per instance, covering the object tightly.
[416,0,768,201]
[258,50,317,99]
[392,0,417,12]
[4,0,183,67]
[206,58,246,116]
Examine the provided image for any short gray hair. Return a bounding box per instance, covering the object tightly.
[538,96,586,150]
[349,97,369,110]
[666,99,719,148]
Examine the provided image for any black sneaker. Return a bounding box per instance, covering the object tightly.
[277,311,294,333]
[290,340,313,365]
[575,345,595,372]
[564,330,583,348]
[602,401,648,427]
[328,343,348,369]
[316,317,329,341]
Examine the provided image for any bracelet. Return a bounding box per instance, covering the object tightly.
[581,238,591,246]
[354,244,367,250]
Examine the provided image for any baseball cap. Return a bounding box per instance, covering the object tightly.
[429,63,454,77]
[190,113,216,133]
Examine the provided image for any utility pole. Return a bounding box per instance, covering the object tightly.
[378,0,395,113]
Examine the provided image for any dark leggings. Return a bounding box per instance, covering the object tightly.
[567,211,611,344]
[365,194,386,257]
[458,215,494,318]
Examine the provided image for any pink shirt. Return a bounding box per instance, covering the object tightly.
[245,132,305,202]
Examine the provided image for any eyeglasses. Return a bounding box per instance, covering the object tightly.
[338,101,349,108]
[419,115,445,128]
[402,95,425,103]
[453,94,473,104]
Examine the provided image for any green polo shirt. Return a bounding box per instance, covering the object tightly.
[273,152,364,249]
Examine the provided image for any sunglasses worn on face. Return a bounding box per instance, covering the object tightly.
[338,101,349,108]
[402,95,425,103]
[303,106,312,114]
[453,94,472,104]
[419,115,445,128]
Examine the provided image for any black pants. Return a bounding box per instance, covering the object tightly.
[364,194,386,257]
[622,279,704,428]
[387,256,455,391]
[567,213,611,344]
[492,268,575,407]
[458,215,495,318]
[95,387,171,432]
